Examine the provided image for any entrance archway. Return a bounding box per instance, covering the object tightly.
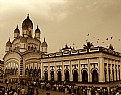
[92,70,98,82]
[65,70,69,82]
[51,71,54,81]
[44,71,48,81]
[82,70,88,82]
[73,70,78,82]
[58,71,62,81]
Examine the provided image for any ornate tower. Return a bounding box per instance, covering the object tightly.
[41,38,48,53]
[35,25,41,40]
[22,14,33,37]
[14,25,20,38]
[5,38,12,53]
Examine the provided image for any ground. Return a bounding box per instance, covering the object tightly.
[0,83,71,95]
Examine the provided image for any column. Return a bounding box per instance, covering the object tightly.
[110,63,112,81]
[70,61,73,81]
[107,59,109,82]
[62,61,64,81]
[40,61,43,80]
[99,57,104,82]
[55,62,57,81]
[114,61,116,81]
[48,63,50,81]
[79,60,82,82]
[88,59,91,82]
[117,61,119,81]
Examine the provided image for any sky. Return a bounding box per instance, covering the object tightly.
[0,0,121,60]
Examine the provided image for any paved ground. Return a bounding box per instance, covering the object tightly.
[0,83,71,95]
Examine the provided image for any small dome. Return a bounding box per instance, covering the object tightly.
[22,14,33,29]
[35,25,41,33]
[6,38,12,47]
[42,38,48,47]
[14,25,20,33]
[20,37,27,43]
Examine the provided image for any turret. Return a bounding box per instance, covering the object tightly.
[41,38,48,53]
[35,25,41,40]
[5,38,12,53]
[20,36,27,52]
[14,25,20,38]
[22,14,33,37]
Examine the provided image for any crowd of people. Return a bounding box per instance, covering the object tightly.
[0,81,121,95]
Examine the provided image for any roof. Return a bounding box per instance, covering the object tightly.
[22,14,33,29]
[35,25,41,33]
[42,38,48,47]
[6,38,12,47]
[14,25,20,33]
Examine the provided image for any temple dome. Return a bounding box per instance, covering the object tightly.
[42,38,48,47]
[22,15,33,29]
[35,25,41,33]
[14,25,20,33]
[6,38,12,47]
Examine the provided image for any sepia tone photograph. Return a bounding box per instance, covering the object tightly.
[0,0,121,95]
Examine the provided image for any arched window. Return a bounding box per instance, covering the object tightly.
[65,70,69,82]
[51,71,54,81]
[44,71,48,81]
[112,69,114,81]
[92,70,98,82]
[73,70,78,82]
[82,70,88,82]
[104,68,107,82]
[108,68,111,82]
[58,71,62,81]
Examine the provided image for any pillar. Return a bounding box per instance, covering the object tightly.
[99,57,104,82]
[41,61,43,80]
[55,62,57,81]
[62,61,64,81]
[79,60,82,82]
[88,59,91,82]
[70,61,73,81]
[48,63,50,81]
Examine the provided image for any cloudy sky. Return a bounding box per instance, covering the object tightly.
[0,0,121,60]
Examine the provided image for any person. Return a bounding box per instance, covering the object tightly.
[21,87,25,95]
[13,91,17,95]
[4,92,7,95]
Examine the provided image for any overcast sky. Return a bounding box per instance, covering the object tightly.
[0,0,121,60]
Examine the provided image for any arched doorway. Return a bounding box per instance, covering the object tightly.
[104,68,107,82]
[44,71,48,81]
[65,70,69,82]
[51,71,54,81]
[82,70,88,82]
[92,70,98,82]
[58,71,62,81]
[73,70,78,82]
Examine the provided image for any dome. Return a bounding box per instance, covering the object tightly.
[35,25,41,33]
[14,25,20,33]
[6,38,12,47]
[42,38,48,47]
[20,37,27,43]
[22,14,33,29]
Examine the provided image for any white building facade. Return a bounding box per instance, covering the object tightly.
[3,15,121,87]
